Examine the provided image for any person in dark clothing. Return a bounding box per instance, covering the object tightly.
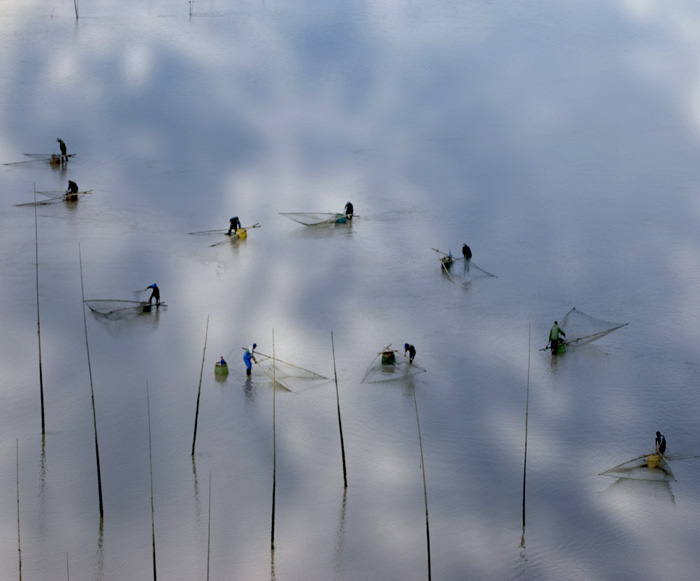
[57,138,68,162]
[462,243,472,261]
[344,202,354,219]
[65,180,79,201]
[404,343,416,363]
[655,431,667,455]
[145,283,160,306]
[228,216,241,235]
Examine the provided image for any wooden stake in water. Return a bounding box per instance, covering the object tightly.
[410,377,431,581]
[16,439,22,581]
[522,324,531,538]
[79,245,105,519]
[34,186,46,435]
[191,316,210,456]
[73,0,79,19]
[331,332,348,488]
[207,472,212,581]
[147,382,157,580]
[270,329,277,552]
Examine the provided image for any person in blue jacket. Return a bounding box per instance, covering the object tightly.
[145,283,160,306]
[243,348,252,375]
[228,216,241,235]
[243,343,257,376]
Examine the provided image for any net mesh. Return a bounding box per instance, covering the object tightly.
[361,350,427,383]
[599,455,675,482]
[559,307,628,346]
[442,258,497,284]
[254,353,327,391]
[279,213,347,226]
[84,300,158,320]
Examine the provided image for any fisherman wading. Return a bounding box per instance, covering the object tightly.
[549,321,566,355]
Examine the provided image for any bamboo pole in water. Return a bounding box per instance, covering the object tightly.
[73,0,79,19]
[331,332,348,488]
[191,316,210,456]
[79,245,105,519]
[522,324,531,537]
[34,186,46,435]
[16,439,22,581]
[270,329,277,552]
[147,382,157,580]
[207,472,212,581]
[410,378,431,581]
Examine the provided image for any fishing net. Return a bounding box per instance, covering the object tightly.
[279,213,348,226]
[84,300,161,320]
[442,258,497,285]
[254,353,327,391]
[361,350,427,383]
[559,307,628,347]
[599,455,675,482]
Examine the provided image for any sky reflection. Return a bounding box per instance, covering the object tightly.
[2,1,700,579]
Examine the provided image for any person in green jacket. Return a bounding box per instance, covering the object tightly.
[549,321,566,354]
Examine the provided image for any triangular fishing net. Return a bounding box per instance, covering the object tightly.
[84,300,157,320]
[443,258,497,285]
[254,352,327,391]
[599,455,675,482]
[559,307,628,347]
[361,350,427,383]
[279,213,348,226]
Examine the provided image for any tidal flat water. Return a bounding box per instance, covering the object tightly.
[2,1,700,579]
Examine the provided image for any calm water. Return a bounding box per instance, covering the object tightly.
[2,1,700,579]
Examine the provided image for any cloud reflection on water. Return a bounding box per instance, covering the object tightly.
[2,1,700,579]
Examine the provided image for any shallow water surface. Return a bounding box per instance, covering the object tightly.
[2,1,700,579]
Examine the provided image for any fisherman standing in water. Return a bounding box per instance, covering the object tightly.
[344,202,354,220]
[548,321,566,354]
[145,283,160,306]
[462,243,472,272]
[655,431,667,455]
[404,343,416,364]
[462,243,472,260]
[57,138,68,163]
[65,180,79,201]
[227,216,241,236]
[243,347,253,376]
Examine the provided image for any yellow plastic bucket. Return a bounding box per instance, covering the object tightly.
[215,362,229,375]
[235,228,247,239]
[647,454,660,469]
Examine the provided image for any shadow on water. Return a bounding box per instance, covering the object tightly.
[599,478,676,505]
[287,222,355,241]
